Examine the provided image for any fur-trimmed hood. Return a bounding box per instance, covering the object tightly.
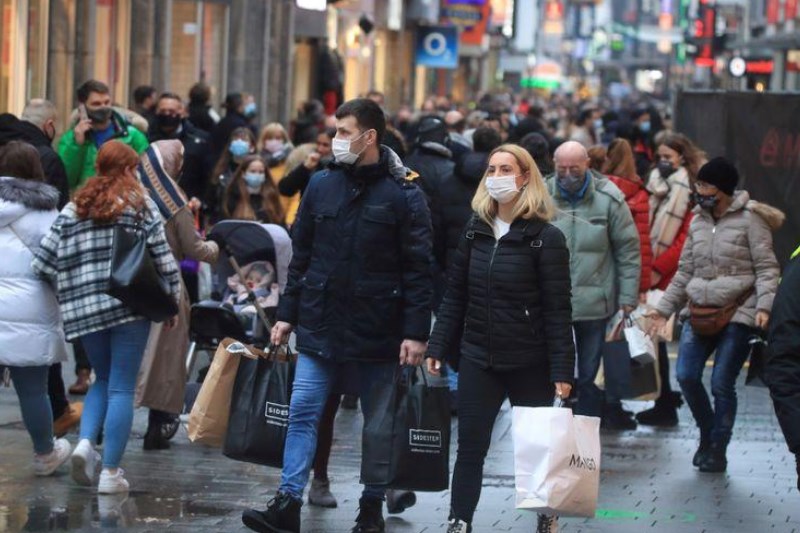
[0,177,59,228]
[0,176,59,210]
[748,200,785,231]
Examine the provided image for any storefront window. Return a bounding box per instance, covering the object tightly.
[26,0,48,100]
[170,0,228,106]
[94,0,130,104]
[1,0,21,113]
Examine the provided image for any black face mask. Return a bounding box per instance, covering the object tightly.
[657,160,675,178]
[691,192,719,210]
[86,107,113,124]
[157,113,182,131]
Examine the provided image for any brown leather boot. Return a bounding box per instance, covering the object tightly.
[69,369,91,395]
[54,402,83,437]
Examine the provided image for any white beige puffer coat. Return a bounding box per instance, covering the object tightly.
[656,190,784,328]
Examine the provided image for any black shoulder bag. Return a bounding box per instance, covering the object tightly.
[106,213,178,323]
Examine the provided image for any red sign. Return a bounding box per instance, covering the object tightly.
[767,0,780,23]
[746,59,774,74]
[786,0,798,20]
[441,0,491,46]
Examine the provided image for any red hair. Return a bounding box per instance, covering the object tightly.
[74,141,146,223]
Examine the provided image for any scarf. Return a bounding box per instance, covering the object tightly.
[647,165,691,258]
[137,140,188,221]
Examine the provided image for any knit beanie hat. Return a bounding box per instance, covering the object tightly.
[697,157,739,196]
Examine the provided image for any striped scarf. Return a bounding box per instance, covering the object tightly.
[647,166,692,257]
[137,143,187,221]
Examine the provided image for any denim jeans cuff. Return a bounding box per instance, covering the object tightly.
[361,486,386,501]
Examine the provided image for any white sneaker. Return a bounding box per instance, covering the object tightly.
[71,438,100,486]
[536,514,558,533]
[33,438,72,476]
[98,468,129,494]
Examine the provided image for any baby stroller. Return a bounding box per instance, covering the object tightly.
[166,221,291,439]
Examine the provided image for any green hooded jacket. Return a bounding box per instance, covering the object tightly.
[546,171,641,321]
[58,111,149,191]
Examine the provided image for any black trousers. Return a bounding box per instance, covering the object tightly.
[450,358,554,522]
[657,340,675,398]
[47,363,69,419]
[71,340,91,373]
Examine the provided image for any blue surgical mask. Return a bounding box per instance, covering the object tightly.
[557,171,586,194]
[244,172,266,192]
[244,102,257,117]
[639,121,651,133]
[594,118,603,130]
[229,139,251,158]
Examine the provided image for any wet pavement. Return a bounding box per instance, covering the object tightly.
[1,350,798,532]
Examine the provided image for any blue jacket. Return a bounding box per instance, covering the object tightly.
[276,147,433,362]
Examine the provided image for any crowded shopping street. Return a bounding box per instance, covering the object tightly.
[1,1,800,532]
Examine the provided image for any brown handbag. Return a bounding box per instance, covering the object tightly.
[688,288,754,336]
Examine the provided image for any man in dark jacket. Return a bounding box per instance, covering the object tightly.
[242,98,433,533]
[148,92,212,202]
[439,126,501,271]
[765,251,800,492]
[405,115,455,308]
[0,101,69,208]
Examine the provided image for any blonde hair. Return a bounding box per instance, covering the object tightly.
[258,122,291,147]
[471,144,555,225]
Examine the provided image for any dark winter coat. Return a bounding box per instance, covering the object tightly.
[148,120,213,201]
[765,254,800,455]
[439,151,488,273]
[0,113,70,208]
[276,147,433,362]
[405,142,455,269]
[427,216,575,383]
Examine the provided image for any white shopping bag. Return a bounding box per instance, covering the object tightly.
[623,324,657,363]
[512,405,601,518]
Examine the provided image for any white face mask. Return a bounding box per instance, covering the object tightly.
[332,130,370,165]
[485,174,521,204]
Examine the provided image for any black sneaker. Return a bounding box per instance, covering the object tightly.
[242,492,301,533]
[447,517,472,533]
[385,489,416,514]
[341,394,359,410]
[143,425,170,451]
[601,406,637,431]
[537,514,559,532]
[351,497,384,533]
[692,434,711,467]
[636,392,683,427]
[698,442,728,473]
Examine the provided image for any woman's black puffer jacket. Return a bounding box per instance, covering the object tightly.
[428,215,575,383]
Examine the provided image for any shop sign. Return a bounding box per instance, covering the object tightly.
[415,26,459,69]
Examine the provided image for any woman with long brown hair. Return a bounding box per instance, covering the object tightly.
[223,154,285,224]
[33,140,180,494]
[637,132,706,427]
[603,138,652,300]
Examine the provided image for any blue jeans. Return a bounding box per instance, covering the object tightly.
[280,354,397,501]
[675,322,753,445]
[79,320,151,468]
[9,365,53,455]
[574,319,620,417]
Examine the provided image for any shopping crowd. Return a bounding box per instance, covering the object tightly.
[0,79,799,533]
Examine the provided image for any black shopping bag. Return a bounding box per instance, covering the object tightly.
[223,350,295,467]
[745,335,768,387]
[602,340,659,400]
[361,367,451,492]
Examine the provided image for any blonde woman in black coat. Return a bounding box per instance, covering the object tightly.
[427,144,575,533]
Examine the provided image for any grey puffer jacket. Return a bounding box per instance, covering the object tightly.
[656,191,784,327]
